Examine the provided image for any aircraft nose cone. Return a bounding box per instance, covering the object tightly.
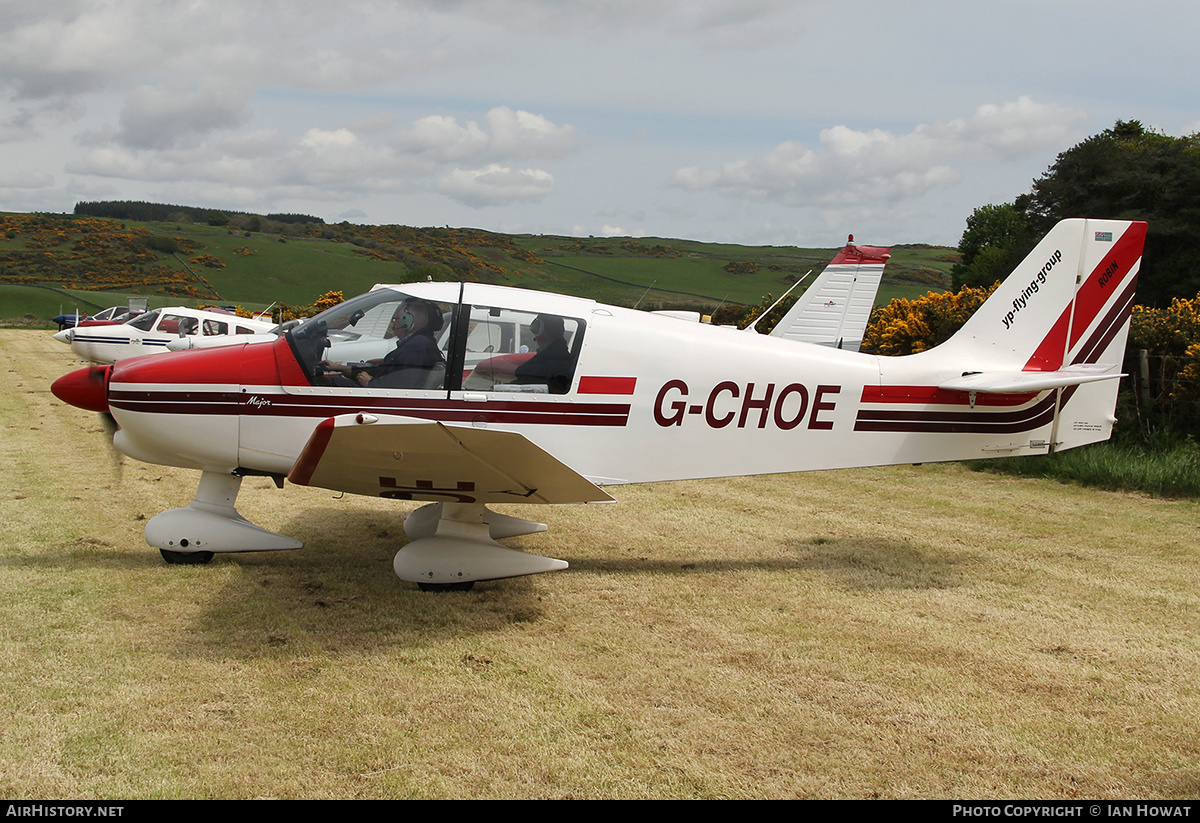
[52,365,111,413]
[52,329,73,344]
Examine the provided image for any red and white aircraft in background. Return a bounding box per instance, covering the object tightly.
[51,304,143,331]
[761,235,888,351]
[56,306,276,365]
[52,219,1146,591]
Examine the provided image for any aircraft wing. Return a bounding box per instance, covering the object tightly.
[288,413,615,505]
[769,238,890,351]
[939,363,1123,393]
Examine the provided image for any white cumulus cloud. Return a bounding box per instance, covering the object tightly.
[0,169,54,188]
[437,164,555,207]
[396,106,576,164]
[669,96,1084,208]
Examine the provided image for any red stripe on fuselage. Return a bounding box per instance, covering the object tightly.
[577,376,637,395]
[108,388,632,427]
[854,393,1056,434]
[861,385,1037,407]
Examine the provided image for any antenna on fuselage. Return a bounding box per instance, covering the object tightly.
[709,294,731,324]
[633,281,657,309]
[743,269,814,334]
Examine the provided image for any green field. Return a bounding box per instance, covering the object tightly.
[513,235,951,310]
[161,229,402,305]
[0,211,955,326]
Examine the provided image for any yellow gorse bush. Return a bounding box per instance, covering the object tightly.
[862,283,999,356]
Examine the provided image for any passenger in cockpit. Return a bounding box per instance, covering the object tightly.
[514,314,573,394]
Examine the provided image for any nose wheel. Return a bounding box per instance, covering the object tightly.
[159,548,214,565]
[416,581,475,592]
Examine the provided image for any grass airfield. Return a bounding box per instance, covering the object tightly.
[3,329,1199,799]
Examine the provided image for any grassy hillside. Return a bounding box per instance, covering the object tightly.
[512,235,952,310]
[0,210,956,326]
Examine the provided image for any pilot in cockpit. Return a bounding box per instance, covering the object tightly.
[321,298,445,389]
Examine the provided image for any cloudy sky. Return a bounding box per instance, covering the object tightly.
[2,0,1197,247]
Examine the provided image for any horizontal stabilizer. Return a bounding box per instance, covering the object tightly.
[939,363,1123,394]
[289,413,614,505]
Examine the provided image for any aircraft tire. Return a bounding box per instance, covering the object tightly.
[159,549,215,565]
[417,581,475,593]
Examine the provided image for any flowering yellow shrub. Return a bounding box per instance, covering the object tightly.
[188,254,225,269]
[1129,294,1200,423]
[861,283,999,356]
[311,290,344,314]
[0,214,201,293]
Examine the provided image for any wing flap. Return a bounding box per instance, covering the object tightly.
[288,413,614,505]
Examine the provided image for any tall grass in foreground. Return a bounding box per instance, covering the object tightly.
[967,436,1200,498]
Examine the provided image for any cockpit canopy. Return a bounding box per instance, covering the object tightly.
[287,287,585,394]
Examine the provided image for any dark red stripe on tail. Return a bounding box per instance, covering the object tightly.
[1024,223,1146,372]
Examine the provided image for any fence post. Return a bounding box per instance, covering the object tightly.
[1139,348,1151,406]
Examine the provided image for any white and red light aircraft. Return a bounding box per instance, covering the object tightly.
[58,306,276,365]
[52,219,1146,591]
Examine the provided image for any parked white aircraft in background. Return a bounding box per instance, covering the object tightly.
[51,219,1146,591]
[766,235,889,351]
[165,320,300,353]
[60,306,276,364]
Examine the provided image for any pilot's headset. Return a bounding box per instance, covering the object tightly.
[530,314,563,340]
[399,299,444,333]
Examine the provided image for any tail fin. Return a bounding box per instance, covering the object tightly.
[946,219,1146,371]
[770,236,890,351]
[938,218,1147,449]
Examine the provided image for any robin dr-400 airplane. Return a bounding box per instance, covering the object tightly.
[52,218,1146,591]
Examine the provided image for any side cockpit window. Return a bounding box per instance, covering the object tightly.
[288,290,453,391]
[461,306,583,395]
[127,310,160,332]
[286,292,583,395]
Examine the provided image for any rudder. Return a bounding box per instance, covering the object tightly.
[945,219,1146,373]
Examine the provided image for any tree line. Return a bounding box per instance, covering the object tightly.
[74,201,324,228]
[951,120,1200,307]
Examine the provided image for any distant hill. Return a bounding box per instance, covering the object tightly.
[0,205,956,325]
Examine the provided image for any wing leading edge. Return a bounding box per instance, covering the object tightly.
[288,413,614,505]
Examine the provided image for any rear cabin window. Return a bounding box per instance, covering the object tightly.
[156,314,191,335]
[460,306,583,395]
